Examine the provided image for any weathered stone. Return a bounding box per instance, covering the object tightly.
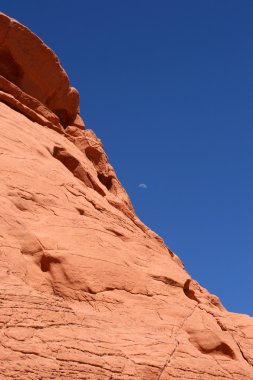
[0,12,252,380]
[0,12,85,129]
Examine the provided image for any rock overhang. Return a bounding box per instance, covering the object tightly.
[0,12,84,129]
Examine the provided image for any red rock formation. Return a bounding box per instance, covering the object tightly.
[0,12,84,130]
[0,13,252,380]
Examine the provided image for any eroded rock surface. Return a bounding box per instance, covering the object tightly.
[0,12,84,130]
[0,12,252,380]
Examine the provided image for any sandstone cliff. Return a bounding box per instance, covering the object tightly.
[0,12,252,380]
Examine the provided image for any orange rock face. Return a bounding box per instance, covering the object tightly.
[0,13,252,380]
[0,12,84,129]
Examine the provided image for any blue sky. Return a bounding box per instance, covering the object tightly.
[1,1,253,315]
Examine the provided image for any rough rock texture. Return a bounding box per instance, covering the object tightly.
[0,12,84,129]
[0,13,252,380]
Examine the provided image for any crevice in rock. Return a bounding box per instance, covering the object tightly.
[105,227,129,241]
[53,146,79,172]
[183,279,199,302]
[0,96,63,134]
[151,275,182,288]
[211,313,253,367]
[85,146,102,166]
[189,336,236,359]
[97,172,113,190]
[76,207,85,215]
[236,341,253,367]
[0,47,24,86]
[52,146,106,196]
[40,255,60,273]
[156,339,179,380]
[52,108,69,128]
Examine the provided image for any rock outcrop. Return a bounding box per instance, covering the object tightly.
[0,13,252,380]
[0,12,84,130]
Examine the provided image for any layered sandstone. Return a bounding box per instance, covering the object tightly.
[0,13,252,380]
[0,12,84,130]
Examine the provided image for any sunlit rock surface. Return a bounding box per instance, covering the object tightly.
[0,12,252,380]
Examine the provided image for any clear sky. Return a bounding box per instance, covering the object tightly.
[1,1,253,315]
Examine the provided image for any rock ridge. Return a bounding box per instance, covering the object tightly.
[0,12,252,380]
[0,12,83,130]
